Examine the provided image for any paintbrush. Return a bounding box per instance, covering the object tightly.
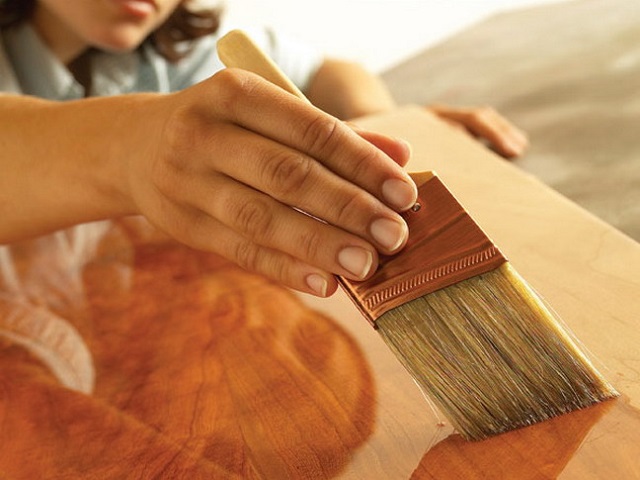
[216,29,618,441]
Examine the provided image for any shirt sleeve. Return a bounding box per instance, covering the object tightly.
[167,24,325,93]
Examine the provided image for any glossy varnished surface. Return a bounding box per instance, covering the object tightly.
[1,109,639,478]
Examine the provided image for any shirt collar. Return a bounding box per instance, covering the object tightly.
[2,22,140,99]
[92,49,140,96]
[3,23,84,99]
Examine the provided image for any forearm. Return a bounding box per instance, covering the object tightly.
[0,71,417,298]
[0,94,154,243]
[305,59,397,120]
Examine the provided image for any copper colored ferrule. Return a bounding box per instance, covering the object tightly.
[338,172,507,327]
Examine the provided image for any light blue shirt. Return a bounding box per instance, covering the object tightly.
[0,21,324,98]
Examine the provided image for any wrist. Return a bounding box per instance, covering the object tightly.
[97,93,167,219]
[0,94,165,243]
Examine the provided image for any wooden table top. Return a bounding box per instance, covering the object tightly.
[383,0,640,242]
[0,108,638,479]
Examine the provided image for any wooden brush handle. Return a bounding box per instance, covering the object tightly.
[216,29,309,102]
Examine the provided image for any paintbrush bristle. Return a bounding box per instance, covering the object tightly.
[376,263,618,441]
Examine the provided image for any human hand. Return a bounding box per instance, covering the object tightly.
[427,105,529,159]
[125,69,417,297]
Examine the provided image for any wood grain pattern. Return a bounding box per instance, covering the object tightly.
[411,398,640,479]
[0,108,639,479]
[1,226,376,478]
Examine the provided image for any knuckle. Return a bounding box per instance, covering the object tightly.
[300,115,342,156]
[472,106,496,122]
[333,190,370,227]
[213,68,260,113]
[268,256,291,285]
[233,197,273,239]
[214,68,247,94]
[233,240,293,287]
[233,240,260,272]
[297,228,323,262]
[263,150,313,197]
[347,146,379,180]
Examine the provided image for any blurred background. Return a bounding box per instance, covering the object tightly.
[224,0,558,73]
[224,0,640,241]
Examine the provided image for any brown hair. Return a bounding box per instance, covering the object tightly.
[0,0,222,62]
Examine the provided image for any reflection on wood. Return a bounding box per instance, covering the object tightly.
[560,397,640,479]
[411,397,640,480]
[0,223,376,479]
[411,400,612,479]
[0,337,240,479]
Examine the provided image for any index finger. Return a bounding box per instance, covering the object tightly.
[209,69,418,212]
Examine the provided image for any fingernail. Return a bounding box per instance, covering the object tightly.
[306,273,328,297]
[514,130,529,145]
[509,131,528,151]
[505,139,525,157]
[396,137,413,157]
[338,246,374,279]
[382,178,417,211]
[370,217,408,252]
